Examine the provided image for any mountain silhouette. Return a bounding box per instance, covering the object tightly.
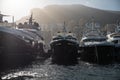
[17,4,120,25]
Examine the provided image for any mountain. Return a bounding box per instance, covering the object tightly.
[17,4,120,25]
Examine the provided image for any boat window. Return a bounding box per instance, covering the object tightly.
[99,38,106,41]
[53,37,63,40]
[66,37,77,40]
[113,36,120,38]
[83,38,106,42]
[66,35,77,40]
[112,40,118,44]
[118,40,120,44]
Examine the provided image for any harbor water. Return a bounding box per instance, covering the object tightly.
[1,58,120,80]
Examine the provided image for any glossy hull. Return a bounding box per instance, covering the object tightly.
[79,44,114,64]
[0,27,45,69]
[50,40,79,65]
[114,45,120,62]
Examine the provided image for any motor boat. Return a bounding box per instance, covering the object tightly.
[80,19,114,64]
[16,13,47,57]
[0,26,45,69]
[50,23,79,65]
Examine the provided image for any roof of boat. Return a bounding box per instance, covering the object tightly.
[51,32,79,44]
[107,32,120,41]
[0,27,34,40]
[0,26,44,42]
[52,32,77,40]
[107,32,120,37]
[17,28,44,40]
[81,36,106,40]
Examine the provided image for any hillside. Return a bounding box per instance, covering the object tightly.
[17,4,120,25]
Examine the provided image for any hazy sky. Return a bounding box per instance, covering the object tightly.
[0,0,120,22]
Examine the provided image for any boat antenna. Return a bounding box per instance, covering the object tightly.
[29,12,34,25]
[116,20,120,26]
[116,20,120,32]
[63,21,67,33]
[0,12,2,22]
[91,16,95,31]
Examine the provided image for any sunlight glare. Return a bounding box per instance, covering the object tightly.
[1,0,44,21]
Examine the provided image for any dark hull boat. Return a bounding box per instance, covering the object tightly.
[114,44,120,62]
[50,22,79,65]
[79,19,114,64]
[16,13,46,57]
[50,38,79,65]
[0,26,45,69]
[17,29,45,56]
[80,43,114,64]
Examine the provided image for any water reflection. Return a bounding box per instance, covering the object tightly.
[1,59,120,80]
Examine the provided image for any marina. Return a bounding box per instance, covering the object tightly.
[0,1,120,79]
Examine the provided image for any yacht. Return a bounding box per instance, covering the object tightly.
[0,26,35,67]
[80,19,114,64]
[17,13,40,30]
[0,13,45,68]
[50,23,79,65]
[16,13,46,56]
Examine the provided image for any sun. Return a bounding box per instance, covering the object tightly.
[1,0,45,22]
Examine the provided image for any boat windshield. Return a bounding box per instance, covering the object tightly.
[112,40,120,44]
[66,35,77,40]
[53,35,63,40]
[113,36,120,38]
[83,38,106,42]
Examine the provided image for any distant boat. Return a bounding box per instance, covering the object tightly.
[50,22,79,65]
[17,13,40,30]
[17,13,46,57]
[80,18,114,64]
[0,12,46,69]
[107,21,120,62]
